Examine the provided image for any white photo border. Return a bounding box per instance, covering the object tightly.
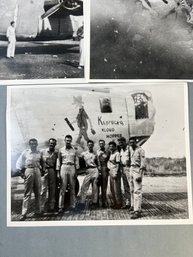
[1,0,90,85]
[6,82,193,226]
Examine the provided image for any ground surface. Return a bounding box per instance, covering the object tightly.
[11,175,189,221]
[0,39,84,80]
[90,0,193,79]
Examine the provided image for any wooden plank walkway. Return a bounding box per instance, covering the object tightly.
[10,176,189,221]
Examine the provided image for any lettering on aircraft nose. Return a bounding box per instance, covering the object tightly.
[97,116,124,126]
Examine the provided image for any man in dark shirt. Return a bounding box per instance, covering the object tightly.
[41,138,58,213]
[97,139,109,208]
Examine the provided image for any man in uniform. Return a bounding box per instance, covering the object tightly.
[6,21,16,59]
[107,141,122,209]
[57,135,79,213]
[16,138,43,220]
[77,24,84,69]
[80,140,99,209]
[97,139,109,208]
[118,137,130,209]
[41,138,58,213]
[128,138,146,219]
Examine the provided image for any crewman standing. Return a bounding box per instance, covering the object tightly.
[16,138,43,220]
[41,138,58,213]
[128,138,146,219]
[107,141,122,209]
[77,24,84,69]
[80,140,99,209]
[6,21,16,59]
[57,135,79,213]
[97,139,109,208]
[118,137,130,209]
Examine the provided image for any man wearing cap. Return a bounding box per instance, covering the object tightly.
[128,138,146,219]
[16,138,44,220]
[118,137,130,209]
[41,138,58,213]
[97,139,110,208]
[57,135,79,213]
[6,21,16,59]
[80,140,99,209]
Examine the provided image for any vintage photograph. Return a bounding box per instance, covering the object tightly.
[0,0,85,80]
[90,0,193,79]
[7,83,192,225]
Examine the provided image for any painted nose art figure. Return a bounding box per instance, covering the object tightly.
[65,96,96,145]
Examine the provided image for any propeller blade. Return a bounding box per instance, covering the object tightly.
[41,3,63,20]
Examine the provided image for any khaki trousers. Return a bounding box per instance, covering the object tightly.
[80,168,99,204]
[59,164,76,209]
[41,168,56,210]
[129,166,143,212]
[121,166,130,202]
[22,168,41,215]
[7,36,16,57]
[98,166,109,204]
[79,38,84,66]
[109,168,122,206]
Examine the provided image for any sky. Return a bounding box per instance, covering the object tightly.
[139,84,186,158]
[9,83,187,158]
[109,83,187,158]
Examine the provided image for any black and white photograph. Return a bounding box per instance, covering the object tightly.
[7,83,192,226]
[0,0,85,81]
[90,0,193,79]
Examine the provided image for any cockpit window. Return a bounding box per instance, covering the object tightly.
[132,93,149,119]
[99,97,112,113]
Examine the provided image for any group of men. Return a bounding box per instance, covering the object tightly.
[16,135,146,221]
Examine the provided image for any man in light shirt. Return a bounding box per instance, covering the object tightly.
[16,138,44,221]
[80,140,99,209]
[118,137,130,209]
[41,138,58,213]
[107,141,122,209]
[6,21,16,59]
[128,138,146,219]
[57,135,79,213]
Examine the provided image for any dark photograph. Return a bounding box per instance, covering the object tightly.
[90,0,193,79]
